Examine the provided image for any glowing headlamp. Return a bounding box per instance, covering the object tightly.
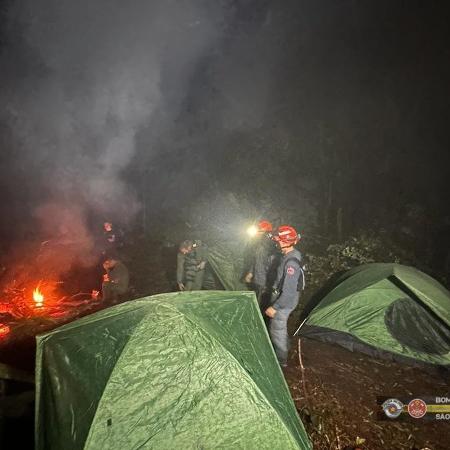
[246,225,258,237]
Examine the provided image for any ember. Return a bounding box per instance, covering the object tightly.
[0,323,10,337]
[33,287,44,308]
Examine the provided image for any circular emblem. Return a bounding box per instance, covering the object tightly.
[287,266,295,276]
[382,398,404,419]
[408,399,427,419]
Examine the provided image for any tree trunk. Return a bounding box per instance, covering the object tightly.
[336,207,343,241]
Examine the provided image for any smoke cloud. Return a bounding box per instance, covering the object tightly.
[0,0,226,275]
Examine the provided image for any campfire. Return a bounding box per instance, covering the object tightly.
[0,276,98,342]
[0,280,58,317]
[0,235,106,343]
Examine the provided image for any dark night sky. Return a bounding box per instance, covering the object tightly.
[1,1,450,251]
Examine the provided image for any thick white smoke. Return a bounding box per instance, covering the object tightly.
[1,0,224,275]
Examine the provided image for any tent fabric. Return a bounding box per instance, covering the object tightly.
[299,263,450,367]
[384,298,450,355]
[35,291,311,450]
[207,242,247,291]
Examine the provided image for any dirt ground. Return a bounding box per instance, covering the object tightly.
[284,336,450,450]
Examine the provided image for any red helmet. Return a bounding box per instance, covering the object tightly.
[273,225,300,245]
[257,220,273,233]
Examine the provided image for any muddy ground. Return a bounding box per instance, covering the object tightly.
[285,336,450,450]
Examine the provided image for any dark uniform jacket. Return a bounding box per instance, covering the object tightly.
[176,242,208,284]
[103,227,124,257]
[272,248,303,311]
[106,261,129,294]
[249,237,277,288]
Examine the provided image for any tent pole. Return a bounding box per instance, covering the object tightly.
[297,338,310,410]
[293,317,308,336]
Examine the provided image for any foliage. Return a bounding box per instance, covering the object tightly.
[304,231,422,292]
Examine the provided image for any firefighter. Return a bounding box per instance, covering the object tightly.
[244,220,277,306]
[102,221,124,256]
[265,225,304,367]
[100,255,129,305]
[177,240,208,291]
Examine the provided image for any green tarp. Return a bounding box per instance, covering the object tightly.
[298,263,450,367]
[36,291,311,450]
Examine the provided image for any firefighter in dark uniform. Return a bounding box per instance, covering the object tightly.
[265,225,304,367]
[102,221,124,256]
[244,220,277,307]
[177,240,208,291]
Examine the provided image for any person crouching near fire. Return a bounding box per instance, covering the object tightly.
[92,255,129,305]
[265,225,304,368]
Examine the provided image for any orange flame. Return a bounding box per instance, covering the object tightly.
[33,287,44,308]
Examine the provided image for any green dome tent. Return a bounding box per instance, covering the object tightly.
[206,241,247,291]
[36,291,311,450]
[297,264,450,367]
